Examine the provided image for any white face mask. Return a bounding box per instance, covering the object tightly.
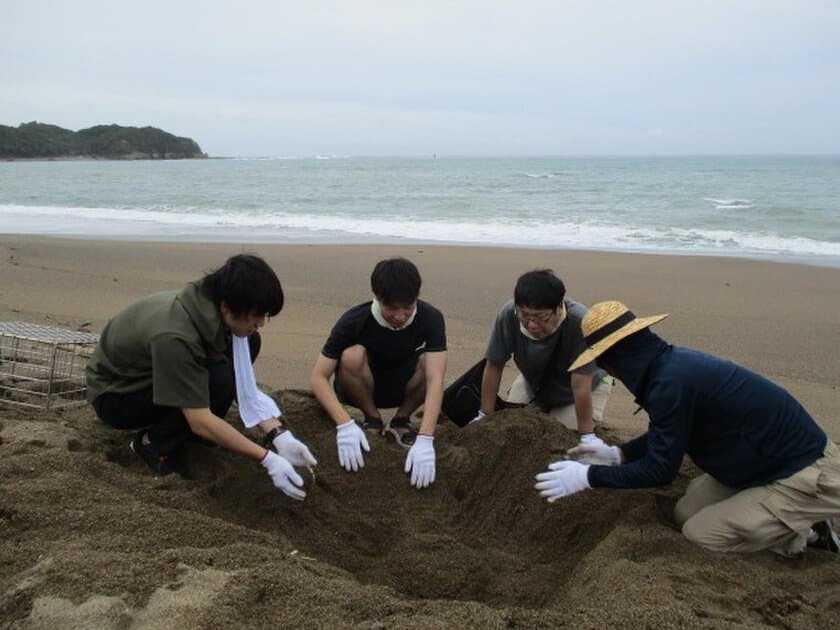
[371,299,417,331]
[518,304,566,340]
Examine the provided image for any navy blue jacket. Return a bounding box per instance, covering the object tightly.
[588,329,827,490]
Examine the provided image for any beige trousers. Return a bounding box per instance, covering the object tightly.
[507,374,613,430]
[674,441,840,556]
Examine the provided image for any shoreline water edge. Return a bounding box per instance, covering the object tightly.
[1,155,839,267]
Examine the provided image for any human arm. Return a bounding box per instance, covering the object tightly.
[479,360,504,417]
[181,408,306,499]
[570,371,595,434]
[403,350,446,489]
[619,432,650,462]
[182,407,270,460]
[259,420,317,467]
[586,390,690,489]
[310,354,369,472]
[417,350,447,436]
[475,305,514,422]
[310,354,354,426]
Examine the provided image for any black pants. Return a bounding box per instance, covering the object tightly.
[91,333,260,455]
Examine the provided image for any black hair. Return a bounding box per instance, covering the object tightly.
[370,257,421,304]
[514,269,566,310]
[201,254,284,317]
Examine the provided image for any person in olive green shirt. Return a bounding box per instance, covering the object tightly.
[87,254,316,500]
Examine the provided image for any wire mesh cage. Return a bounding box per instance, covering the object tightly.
[0,321,100,411]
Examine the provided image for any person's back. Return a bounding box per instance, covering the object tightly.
[87,283,226,404]
[538,300,840,557]
[87,254,317,501]
[87,291,180,397]
[639,344,827,489]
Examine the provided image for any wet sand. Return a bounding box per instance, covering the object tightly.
[1,236,839,628]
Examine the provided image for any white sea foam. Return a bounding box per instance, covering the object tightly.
[704,197,754,209]
[231,156,299,161]
[3,203,839,262]
[522,172,561,179]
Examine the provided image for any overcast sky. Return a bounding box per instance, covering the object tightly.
[2,1,838,156]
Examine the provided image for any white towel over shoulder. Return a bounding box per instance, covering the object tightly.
[232,335,281,428]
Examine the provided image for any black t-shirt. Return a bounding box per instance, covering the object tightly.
[321,300,446,367]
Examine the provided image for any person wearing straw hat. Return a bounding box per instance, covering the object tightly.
[471,269,612,444]
[534,300,840,556]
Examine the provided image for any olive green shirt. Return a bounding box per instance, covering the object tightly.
[86,282,229,408]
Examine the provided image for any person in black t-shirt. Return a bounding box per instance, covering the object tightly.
[310,257,447,489]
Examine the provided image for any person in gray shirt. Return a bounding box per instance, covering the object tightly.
[473,269,612,446]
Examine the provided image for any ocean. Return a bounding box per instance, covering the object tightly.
[1,156,839,266]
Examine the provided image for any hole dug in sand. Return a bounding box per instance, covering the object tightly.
[5,392,840,626]
[202,393,649,609]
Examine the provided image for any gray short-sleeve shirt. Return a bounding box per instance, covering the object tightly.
[484,298,605,408]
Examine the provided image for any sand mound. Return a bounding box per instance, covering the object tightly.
[2,393,840,628]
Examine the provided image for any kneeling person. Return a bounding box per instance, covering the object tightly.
[86,254,316,500]
[535,301,840,556]
[475,269,612,445]
[310,257,447,489]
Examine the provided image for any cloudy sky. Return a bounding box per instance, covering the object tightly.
[2,1,838,156]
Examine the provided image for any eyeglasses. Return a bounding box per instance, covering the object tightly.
[515,308,555,326]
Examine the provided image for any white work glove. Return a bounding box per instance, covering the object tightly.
[567,440,623,466]
[534,460,591,502]
[261,450,306,500]
[468,410,486,424]
[404,435,436,488]
[579,433,605,447]
[336,420,370,472]
[273,430,318,468]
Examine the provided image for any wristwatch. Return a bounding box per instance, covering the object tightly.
[263,425,288,451]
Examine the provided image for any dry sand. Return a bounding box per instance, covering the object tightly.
[1,236,839,628]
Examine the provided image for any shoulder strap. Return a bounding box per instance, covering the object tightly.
[533,332,565,399]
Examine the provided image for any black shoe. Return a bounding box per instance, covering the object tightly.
[130,430,177,477]
[808,519,840,554]
[362,416,385,434]
[384,416,417,449]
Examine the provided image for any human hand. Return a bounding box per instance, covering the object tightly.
[261,451,306,500]
[567,440,622,466]
[404,435,436,488]
[336,420,370,472]
[468,410,486,424]
[273,430,318,468]
[534,460,591,502]
[579,433,605,447]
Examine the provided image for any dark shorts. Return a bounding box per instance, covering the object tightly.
[90,333,261,455]
[334,350,421,409]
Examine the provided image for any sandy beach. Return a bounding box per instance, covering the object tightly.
[2,235,840,628]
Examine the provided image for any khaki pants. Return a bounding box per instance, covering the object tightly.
[507,374,613,431]
[674,441,840,556]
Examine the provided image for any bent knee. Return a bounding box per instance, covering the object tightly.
[681,513,766,553]
[673,496,695,528]
[413,353,427,376]
[339,345,368,372]
[680,517,729,552]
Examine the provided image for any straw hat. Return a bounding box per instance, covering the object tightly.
[568,301,668,371]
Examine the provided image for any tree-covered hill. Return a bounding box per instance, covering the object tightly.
[0,122,207,159]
